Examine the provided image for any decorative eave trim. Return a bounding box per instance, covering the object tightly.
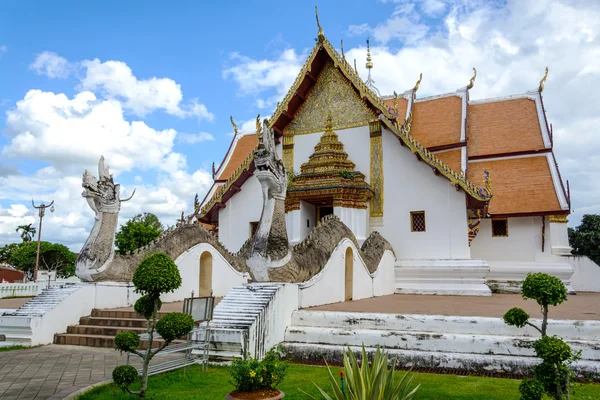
[489,210,569,219]
[428,142,466,153]
[546,153,569,211]
[468,148,552,162]
[268,33,491,203]
[414,92,463,103]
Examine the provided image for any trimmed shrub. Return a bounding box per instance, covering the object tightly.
[112,365,138,389]
[519,378,544,400]
[134,294,161,319]
[114,331,140,353]
[522,272,567,307]
[504,307,530,329]
[155,312,194,342]
[132,252,181,295]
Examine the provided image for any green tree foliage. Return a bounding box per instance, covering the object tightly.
[112,252,192,398]
[0,243,23,264]
[304,345,420,400]
[115,213,164,254]
[15,224,36,242]
[568,214,600,265]
[8,241,76,279]
[503,273,579,400]
[229,347,289,394]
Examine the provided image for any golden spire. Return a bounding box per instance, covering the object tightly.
[466,67,477,90]
[230,115,238,134]
[413,73,422,92]
[325,110,333,131]
[539,67,549,92]
[315,6,324,40]
[341,39,345,58]
[366,38,373,70]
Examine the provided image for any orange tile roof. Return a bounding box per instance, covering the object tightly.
[467,98,545,157]
[381,97,407,122]
[467,156,561,215]
[434,149,462,173]
[411,96,462,148]
[217,134,258,181]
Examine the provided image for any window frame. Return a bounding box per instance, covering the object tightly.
[410,211,426,232]
[491,218,509,237]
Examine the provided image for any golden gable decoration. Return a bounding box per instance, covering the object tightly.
[284,60,376,136]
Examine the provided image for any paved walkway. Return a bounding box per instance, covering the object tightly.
[0,345,175,400]
[307,292,600,320]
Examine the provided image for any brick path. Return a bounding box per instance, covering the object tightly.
[307,292,600,320]
[0,345,174,400]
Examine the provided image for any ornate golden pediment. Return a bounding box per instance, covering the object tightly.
[284,60,376,136]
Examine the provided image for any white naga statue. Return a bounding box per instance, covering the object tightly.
[76,156,135,281]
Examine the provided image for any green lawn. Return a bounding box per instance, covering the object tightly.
[77,364,600,400]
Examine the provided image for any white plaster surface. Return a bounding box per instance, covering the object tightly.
[566,255,600,292]
[218,175,263,252]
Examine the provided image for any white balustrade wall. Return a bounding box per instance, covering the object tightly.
[0,278,81,299]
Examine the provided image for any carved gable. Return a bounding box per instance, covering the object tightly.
[284,60,376,136]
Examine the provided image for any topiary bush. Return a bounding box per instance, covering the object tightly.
[229,347,289,394]
[503,272,580,400]
[112,252,193,397]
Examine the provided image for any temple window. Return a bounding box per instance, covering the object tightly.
[250,221,259,238]
[492,218,509,237]
[410,211,426,232]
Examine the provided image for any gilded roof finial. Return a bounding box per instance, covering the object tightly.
[325,110,333,131]
[255,113,261,136]
[353,59,357,74]
[230,115,238,134]
[341,39,345,58]
[366,38,373,70]
[315,6,324,40]
[483,169,493,196]
[466,67,477,90]
[392,91,399,116]
[413,73,422,92]
[539,67,549,92]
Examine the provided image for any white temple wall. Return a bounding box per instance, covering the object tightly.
[300,201,316,241]
[218,175,263,252]
[334,207,368,244]
[379,128,470,259]
[470,217,554,262]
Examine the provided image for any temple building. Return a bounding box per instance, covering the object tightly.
[198,17,572,295]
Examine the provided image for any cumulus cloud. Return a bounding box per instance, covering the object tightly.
[223,49,305,109]
[224,0,600,226]
[177,132,215,144]
[29,51,73,79]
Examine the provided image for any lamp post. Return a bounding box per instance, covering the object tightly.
[32,200,54,282]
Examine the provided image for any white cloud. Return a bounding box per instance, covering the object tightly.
[80,59,214,119]
[178,132,215,144]
[29,51,73,79]
[223,49,304,109]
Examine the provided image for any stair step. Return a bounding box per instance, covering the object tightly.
[79,316,149,328]
[53,333,183,349]
[67,325,147,336]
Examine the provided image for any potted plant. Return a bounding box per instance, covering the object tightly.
[227,347,288,399]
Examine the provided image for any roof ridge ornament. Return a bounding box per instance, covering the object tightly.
[341,39,345,58]
[353,59,357,74]
[413,73,423,93]
[315,6,324,41]
[364,38,381,97]
[230,115,238,135]
[466,67,477,90]
[539,67,549,92]
[255,114,261,137]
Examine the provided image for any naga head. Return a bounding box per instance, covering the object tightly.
[82,156,135,215]
[254,119,286,199]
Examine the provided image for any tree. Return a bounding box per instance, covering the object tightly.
[568,214,600,265]
[15,224,36,242]
[0,243,23,264]
[115,213,164,254]
[8,241,76,279]
[503,273,580,400]
[112,252,193,397]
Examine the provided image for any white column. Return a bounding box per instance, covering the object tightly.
[549,216,572,255]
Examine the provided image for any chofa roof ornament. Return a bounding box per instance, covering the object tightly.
[315,6,324,42]
[466,67,477,90]
[539,67,549,92]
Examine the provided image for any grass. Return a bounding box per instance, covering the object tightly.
[0,295,34,299]
[76,364,600,400]
[0,344,30,352]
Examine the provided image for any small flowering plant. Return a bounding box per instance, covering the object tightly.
[229,347,289,393]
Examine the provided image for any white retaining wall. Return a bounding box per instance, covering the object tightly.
[567,255,600,292]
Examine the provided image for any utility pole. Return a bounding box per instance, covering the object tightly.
[32,200,54,282]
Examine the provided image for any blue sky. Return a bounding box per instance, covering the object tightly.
[1,0,598,250]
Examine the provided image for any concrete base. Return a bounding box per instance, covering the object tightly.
[487,261,574,293]
[283,310,600,378]
[395,259,491,296]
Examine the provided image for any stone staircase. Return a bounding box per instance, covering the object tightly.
[54,308,177,348]
[282,310,600,378]
[199,284,284,361]
[4,284,81,317]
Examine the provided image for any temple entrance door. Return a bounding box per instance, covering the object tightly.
[317,205,334,221]
[344,247,353,301]
[199,251,213,297]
